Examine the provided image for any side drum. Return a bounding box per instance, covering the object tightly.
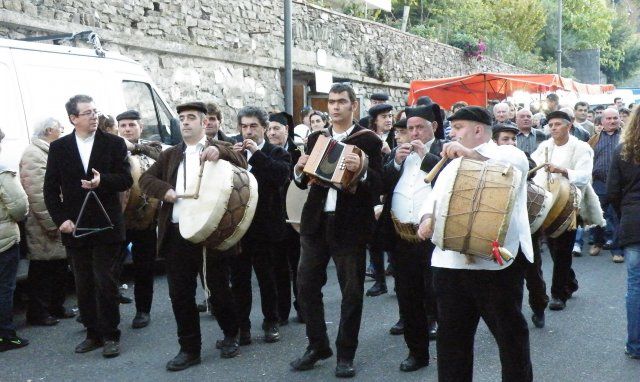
[179,160,258,251]
[526,181,553,234]
[285,182,309,233]
[541,177,579,238]
[125,155,160,230]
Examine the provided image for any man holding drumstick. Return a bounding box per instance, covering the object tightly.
[417,106,534,382]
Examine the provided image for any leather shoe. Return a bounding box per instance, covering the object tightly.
[549,298,566,311]
[365,266,375,279]
[603,240,614,250]
[290,347,333,371]
[75,338,103,353]
[27,315,59,326]
[166,351,201,371]
[220,336,240,358]
[263,323,280,343]
[335,359,356,378]
[118,294,133,304]
[132,312,150,329]
[428,321,438,340]
[589,245,602,256]
[196,299,207,312]
[366,281,388,297]
[389,318,404,335]
[102,340,120,358]
[531,311,545,328]
[50,307,77,319]
[400,354,429,372]
[239,329,251,345]
[612,254,625,263]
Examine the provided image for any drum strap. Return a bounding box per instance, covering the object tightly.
[201,247,211,313]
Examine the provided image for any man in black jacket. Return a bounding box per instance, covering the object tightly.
[44,94,133,358]
[378,104,444,372]
[290,83,382,378]
[231,106,291,344]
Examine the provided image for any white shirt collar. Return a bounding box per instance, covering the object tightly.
[185,135,208,152]
[332,125,355,140]
[75,131,96,143]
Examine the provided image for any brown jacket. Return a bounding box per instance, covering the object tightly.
[139,139,246,252]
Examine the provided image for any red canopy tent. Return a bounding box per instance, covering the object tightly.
[407,73,615,110]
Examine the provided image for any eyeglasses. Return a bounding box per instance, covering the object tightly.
[77,109,101,117]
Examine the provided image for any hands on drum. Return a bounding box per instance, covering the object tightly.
[200,146,220,162]
[545,163,568,177]
[417,214,434,241]
[80,169,101,190]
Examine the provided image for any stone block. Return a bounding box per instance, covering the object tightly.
[3,0,22,12]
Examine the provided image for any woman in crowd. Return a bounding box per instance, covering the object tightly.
[20,118,76,326]
[308,110,329,132]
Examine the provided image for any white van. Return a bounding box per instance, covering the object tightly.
[0,34,180,170]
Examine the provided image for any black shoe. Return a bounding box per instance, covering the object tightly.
[0,336,29,352]
[118,294,133,304]
[549,298,566,311]
[196,299,207,313]
[75,338,104,353]
[428,321,438,340]
[389,319,405,335]
[166,351,201,371]
[365,266,375,279]
[603,240,614,250]
[335,359,356,378]
[102,340,120,358]
[220,336,240,358]
[263,323,280,343]
[366,282,388,297]
[239,329,251,345]
[400,354,429,372]
[290,347,333,371]
[27,315,60,326]
[50,306,77,319]
[132,312,150,329]
[531,311,545,328]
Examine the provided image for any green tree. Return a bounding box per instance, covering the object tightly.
[487,0,546,52]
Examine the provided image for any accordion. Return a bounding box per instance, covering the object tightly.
[303,134,367,191]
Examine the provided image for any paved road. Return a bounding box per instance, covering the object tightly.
[4,245,640,381]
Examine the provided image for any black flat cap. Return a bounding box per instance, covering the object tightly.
[448,106,492,126]
[393,118,407,129]
[546,110,573,123]
[116,110,141,121]
[269,111,294,138]
[406,104,445,139]
[368,103,393,119]
[176,101,208,114]
[371,93,389,101]
[492,122,519,135]
[416,96,433,106]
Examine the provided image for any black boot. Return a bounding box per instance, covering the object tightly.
[366,281,388,297]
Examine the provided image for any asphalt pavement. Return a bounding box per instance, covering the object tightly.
[4,245,640,382]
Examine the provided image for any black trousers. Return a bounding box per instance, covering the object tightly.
[231,239,280,329]
[524,232,549,313]
[124,227,157,313]
[297,213,366,361]
[546,229,579,302]
[433,254,532,382]
[369,239,386,284]
[26,259,69,321]
[393,238,435,360]
[164,225,238,354]
[275,225,301,321]
[67,243,122,341]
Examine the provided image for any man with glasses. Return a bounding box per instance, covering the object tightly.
[44,94,133,358]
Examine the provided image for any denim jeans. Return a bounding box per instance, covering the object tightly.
[0,244,20,337]
[626,244,640,357]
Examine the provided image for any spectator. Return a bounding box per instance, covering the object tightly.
[587,109,595,123]
[574,102,595,136]
[492,102,510,124]
[593,105,606,119]
[620,108,631,127]
[594,115,603,134]
[20,118,76,327]
[532,112,545,129]
[0,127,30,352]
[294,106,313,143]
[98,114,117,135]
[614,97,624,110]
[308,110,328,132]
[515,108,548,154]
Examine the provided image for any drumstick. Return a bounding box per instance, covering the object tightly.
[176,162,206,199]
[424,156,448,183]
[527,162,547,177]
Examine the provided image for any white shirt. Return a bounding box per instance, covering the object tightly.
[246,139,266,171]
[391,139,434,224]
[75,132,96,173]
[172,136,207,223]
[420,140,533,270]
[324,125,355,212]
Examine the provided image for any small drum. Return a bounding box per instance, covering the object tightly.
[541,177,578,238]
[432,158,520,263]
[391,212,420,243]
[125,155,160,230]
[179,160,258,251]
[526,181,553,234]
[285,182,309,233]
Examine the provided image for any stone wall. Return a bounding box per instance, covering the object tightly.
[0,0,527,127]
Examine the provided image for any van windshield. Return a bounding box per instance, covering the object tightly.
[122,81,173,143]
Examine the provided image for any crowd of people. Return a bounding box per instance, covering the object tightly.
[0,84,639,382]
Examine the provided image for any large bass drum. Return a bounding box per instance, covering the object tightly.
[179,160,258,251]
[541,177,579,238]
[432,158,520,263]
[125,155,160,230]
[285,182,309,233]
[526,181,553,234]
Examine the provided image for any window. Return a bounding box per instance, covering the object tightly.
[121,81,174,143]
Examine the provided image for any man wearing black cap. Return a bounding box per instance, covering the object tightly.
[531,111,604,311]
[231,106,291,344]
[377,104,444,372]
[115,110,163,329]
[266,111,303,324]
[357,92,389,127]
[291,83,382,378]
[416,106,534,381]
[139,101,247,370]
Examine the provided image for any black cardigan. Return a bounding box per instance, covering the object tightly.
[607,144,640,247]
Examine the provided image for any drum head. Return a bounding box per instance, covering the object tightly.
[286,182,309,232]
